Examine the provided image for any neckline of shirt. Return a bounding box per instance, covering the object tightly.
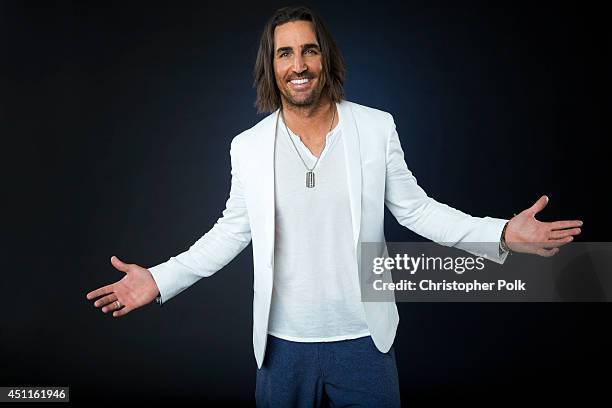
[279,103,342,163]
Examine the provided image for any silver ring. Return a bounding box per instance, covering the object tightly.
[115,300,122,309]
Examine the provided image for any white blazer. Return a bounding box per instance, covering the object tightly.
[149,100,509,369]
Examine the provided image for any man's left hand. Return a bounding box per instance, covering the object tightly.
[504,195,583,257]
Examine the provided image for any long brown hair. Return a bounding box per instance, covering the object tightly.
[253,6,346,113]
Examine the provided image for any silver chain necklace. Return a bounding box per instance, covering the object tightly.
[281,105,336,188]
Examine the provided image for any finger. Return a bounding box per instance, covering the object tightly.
[529,195,549,215]
[111,255,130,274]
[93,293,117,308]
[543,236,574,248]
[102,299,124,314]
[550,220,583,230]
[549,228,581,239]
[86,283,115,300]
[536,247,559,257]
[113,306,131,318]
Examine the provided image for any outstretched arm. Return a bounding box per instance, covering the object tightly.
[86,138,251,316]
[146,138,252,303]
[383,114,582,262]
[383,114,509,263]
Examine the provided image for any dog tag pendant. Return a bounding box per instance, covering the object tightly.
[306,171,315,188]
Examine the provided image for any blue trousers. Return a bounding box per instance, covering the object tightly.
[255,334,401,407]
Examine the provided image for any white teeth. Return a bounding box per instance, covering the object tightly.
[290,78,309,84]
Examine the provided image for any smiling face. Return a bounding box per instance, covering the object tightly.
[273,20,326,108]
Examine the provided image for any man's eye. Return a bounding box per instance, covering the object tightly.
[305,49,317,55]
[280,52,290,58]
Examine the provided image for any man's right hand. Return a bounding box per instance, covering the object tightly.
[86,255,160,317]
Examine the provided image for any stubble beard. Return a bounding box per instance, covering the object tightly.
[280,77,325,110]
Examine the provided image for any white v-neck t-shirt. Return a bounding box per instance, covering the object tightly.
[267,106,371,342]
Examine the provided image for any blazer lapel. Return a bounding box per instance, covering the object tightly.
[338,101,362,253]
[263,110,279,269]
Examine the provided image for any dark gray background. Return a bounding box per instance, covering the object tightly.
[2,0,609,404]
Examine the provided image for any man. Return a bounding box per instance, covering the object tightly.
[86,6,583,407]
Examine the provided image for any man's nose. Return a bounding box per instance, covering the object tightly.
[292,54,307,73]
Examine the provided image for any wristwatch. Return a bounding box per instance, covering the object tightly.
[500,221,511,253]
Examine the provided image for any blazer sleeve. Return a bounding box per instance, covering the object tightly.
[148,137,252,303]
[383,113,509,264]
